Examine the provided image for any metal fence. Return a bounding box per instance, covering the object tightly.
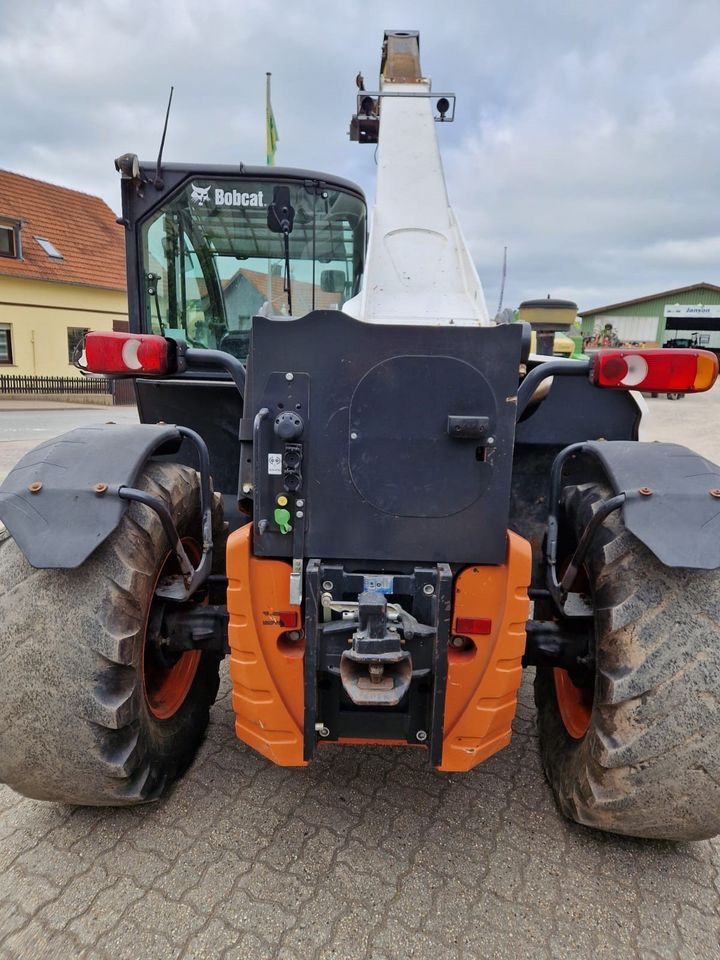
[0,375,136,406]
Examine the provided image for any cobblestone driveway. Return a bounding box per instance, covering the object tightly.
[1,396,720,959]
[1,670,718,960]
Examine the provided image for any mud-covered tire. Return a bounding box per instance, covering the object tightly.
[0,461,223,805]
[535,481,720,840]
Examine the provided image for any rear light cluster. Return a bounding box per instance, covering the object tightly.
[83,331,171,375]
[592,348,718,394]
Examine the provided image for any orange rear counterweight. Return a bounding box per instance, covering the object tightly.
[440,531,532,771]
[227,525,306,766]
[227,525,531,770]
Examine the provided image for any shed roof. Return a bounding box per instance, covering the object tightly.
[578,282,720,317]
[0,169,125,291]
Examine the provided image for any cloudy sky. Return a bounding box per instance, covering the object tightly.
[2,0,719,311]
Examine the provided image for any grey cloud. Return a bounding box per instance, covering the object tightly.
[1,0,718,310]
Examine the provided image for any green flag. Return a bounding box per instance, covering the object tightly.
[266,72,279,166]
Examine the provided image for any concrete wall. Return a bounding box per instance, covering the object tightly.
[0,276,127,376]
[0,392,113,404]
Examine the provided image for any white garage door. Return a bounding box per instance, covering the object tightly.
[594,315,658,342]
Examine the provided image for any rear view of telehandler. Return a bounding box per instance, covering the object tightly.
[1,31,720,840]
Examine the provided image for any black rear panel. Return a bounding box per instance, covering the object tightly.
[242,311,523,565]
[135,377,242,495]
[515,373,640,446]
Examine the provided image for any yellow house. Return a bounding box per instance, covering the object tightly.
[0,169,127,378]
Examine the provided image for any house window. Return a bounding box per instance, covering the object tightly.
[67,327,89,363]
[0,226,16,258]
[0,324,13,364]
[34,236,63,260]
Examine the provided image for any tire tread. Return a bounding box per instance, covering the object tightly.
[535,481,720,840]
[0,461,222,805]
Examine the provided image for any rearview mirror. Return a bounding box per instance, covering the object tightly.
[320,269,346,294]
[267,186,295,235]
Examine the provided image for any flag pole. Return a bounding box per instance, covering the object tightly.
[266,72,271,165]
[266,72,274,310]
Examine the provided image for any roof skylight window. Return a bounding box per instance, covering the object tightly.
[34,236,63,259]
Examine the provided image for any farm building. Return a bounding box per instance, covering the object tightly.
[578,282,720,352]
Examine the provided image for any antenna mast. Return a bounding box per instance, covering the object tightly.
[154,86,175,190]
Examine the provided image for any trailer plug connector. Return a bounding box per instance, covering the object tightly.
[274,507,293,534]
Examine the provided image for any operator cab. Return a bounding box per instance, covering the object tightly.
[116,159,367,499]
[129,165,366,359]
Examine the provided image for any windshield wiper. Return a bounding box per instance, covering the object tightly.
[267,186,296,315]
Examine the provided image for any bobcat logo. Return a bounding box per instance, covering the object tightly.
[190,184,212,205]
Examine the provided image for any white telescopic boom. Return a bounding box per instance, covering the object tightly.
[348,31,491,327]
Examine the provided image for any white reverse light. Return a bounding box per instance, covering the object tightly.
[121,338,143,371]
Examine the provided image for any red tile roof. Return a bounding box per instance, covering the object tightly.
[0,169,126,291]
[231,267,343,315]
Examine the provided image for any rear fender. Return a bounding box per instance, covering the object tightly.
[0,423,182,568]
[580,440,720,569]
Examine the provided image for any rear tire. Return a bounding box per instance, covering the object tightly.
[0,461,223,805]
[535,481,720,840]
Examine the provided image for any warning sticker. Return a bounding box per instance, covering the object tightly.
[268,453,282,475]
[363,575,395,595]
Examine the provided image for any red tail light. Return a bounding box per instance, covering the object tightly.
[84,331,170,375]
[592,348,718,393]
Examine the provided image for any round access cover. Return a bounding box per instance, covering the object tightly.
[348,354,496,518]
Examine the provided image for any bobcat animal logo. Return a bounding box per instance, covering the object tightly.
[190,184,212,205]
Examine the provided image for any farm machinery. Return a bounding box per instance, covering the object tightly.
[1,31,719,840]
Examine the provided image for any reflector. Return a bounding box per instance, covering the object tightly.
[84,331,170,375]
[278,611,299,629]
[695,352,717,390]
[454,616,492,635]
[592,348,718,393]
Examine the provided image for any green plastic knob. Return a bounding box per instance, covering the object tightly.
[274,507,292,534]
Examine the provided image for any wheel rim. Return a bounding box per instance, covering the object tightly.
[553,667,593,739]
[143,538,202,721]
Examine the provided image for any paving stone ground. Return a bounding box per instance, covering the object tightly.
[1,672,718,960]
[1,395,719,959]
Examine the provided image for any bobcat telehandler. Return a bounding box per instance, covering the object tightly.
[1,31,720,841]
